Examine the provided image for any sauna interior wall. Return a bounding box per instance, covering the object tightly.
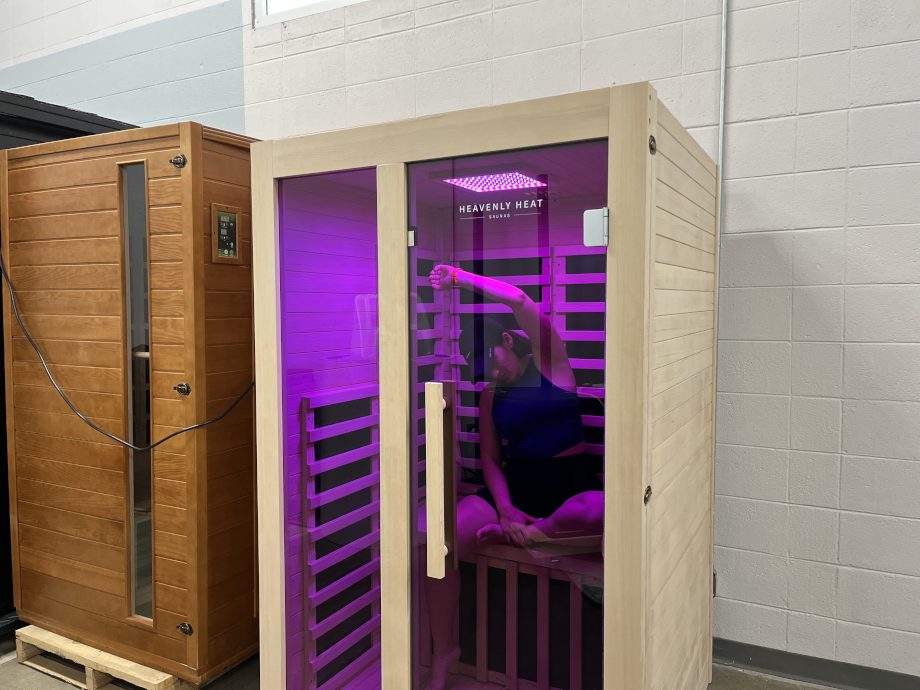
[199,125,258,677]
[645,102,718,690]
[409,158,608,492]
[1,126,193,674]
[277,170,382,690]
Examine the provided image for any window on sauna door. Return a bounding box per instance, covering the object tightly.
[121,162,153,620]
[408,141,608,689]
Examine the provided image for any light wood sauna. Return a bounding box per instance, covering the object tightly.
[252,82,718,689]
[0,123,257,685]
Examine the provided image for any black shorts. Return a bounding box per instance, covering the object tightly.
[475,453,603,518]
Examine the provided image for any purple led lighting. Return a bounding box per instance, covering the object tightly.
[443,171,547,193]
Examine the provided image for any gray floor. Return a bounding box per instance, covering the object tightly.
[0,632,832,689]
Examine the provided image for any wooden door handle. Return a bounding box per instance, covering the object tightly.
[424,381,456,579]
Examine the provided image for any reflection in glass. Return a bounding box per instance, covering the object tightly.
[122,162,152,619]
[278,169,382,689]
[409,141,608,689]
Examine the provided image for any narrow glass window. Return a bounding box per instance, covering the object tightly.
[122,163,153,620]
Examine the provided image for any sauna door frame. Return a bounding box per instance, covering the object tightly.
[253,83,674,690]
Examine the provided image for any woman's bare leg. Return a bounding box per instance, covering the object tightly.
[475,491,604,549]
[525,490,604,549]
[426,495,497,690]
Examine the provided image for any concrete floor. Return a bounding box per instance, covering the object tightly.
[0,632,832,689]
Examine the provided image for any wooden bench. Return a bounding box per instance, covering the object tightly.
[419,543,604,690]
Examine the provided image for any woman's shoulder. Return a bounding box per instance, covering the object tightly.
[532,358,578,393]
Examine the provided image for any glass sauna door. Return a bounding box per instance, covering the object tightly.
[408,141,608,690]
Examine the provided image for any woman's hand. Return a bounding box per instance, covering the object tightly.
[498,505,536,547]
[429,264,455,291]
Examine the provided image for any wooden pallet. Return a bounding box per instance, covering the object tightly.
[15,626,191,690]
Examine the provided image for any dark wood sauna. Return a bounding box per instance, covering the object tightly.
[0,123,256,685]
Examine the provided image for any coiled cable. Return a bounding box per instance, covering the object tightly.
[0,254,254,453]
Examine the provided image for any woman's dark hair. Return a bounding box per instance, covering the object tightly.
[505,329,532,358]
[459,315,532,382]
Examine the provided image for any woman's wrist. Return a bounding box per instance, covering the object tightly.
[496,502,514,517]
[451,267,464,289]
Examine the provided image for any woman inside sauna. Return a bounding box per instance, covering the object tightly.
[426,264,604,690]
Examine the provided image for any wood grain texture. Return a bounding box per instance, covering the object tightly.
[376,163,412,690]
[200,126,257,671]
[2,148,23,611]
[251,139,287,690]
[645,99,717,690]
[3,124,256,684]
[602,82,652,690]
[272,89,609,178]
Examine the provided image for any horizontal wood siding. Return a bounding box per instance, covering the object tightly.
[3,128,192,672]
[200,128,258,671]
[646,102,717,690]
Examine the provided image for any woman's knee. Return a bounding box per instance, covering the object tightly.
[580,491,605,523]
[453,496,497,557]
[555,491,604,529]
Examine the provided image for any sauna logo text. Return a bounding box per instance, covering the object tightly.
[457,198,545,220]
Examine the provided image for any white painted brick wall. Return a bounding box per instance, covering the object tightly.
[3,0,920,678]
[0,0,225,67]
[716,445,789,501]
[788,612,836,659]
[788,558,837,617]
[789,451,840,508]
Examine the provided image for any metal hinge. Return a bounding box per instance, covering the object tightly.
[408,227,417,247]
[713,571,717,597]
[583,207,608,247]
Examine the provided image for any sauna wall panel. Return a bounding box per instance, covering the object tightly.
[200,125,258,674]
[645,102,718,690]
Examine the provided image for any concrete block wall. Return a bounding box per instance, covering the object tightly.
[0,0,918,679]
[0,0,246,130]
[713,0,920,676]
[0,0,228,66]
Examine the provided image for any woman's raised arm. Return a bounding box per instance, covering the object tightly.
[430,264,572,381]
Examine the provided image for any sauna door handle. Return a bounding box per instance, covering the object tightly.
[424,381,457,579]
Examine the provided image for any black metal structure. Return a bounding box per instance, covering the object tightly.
[0,91,133,635]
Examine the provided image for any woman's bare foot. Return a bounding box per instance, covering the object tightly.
[475,522,508,545]
[426,646,461,690]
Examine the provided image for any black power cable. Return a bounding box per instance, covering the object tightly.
[0,255,254,453]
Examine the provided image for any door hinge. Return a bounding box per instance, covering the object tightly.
[713,570,717,597]
[583,207,608,247]
[408,227,417,247]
